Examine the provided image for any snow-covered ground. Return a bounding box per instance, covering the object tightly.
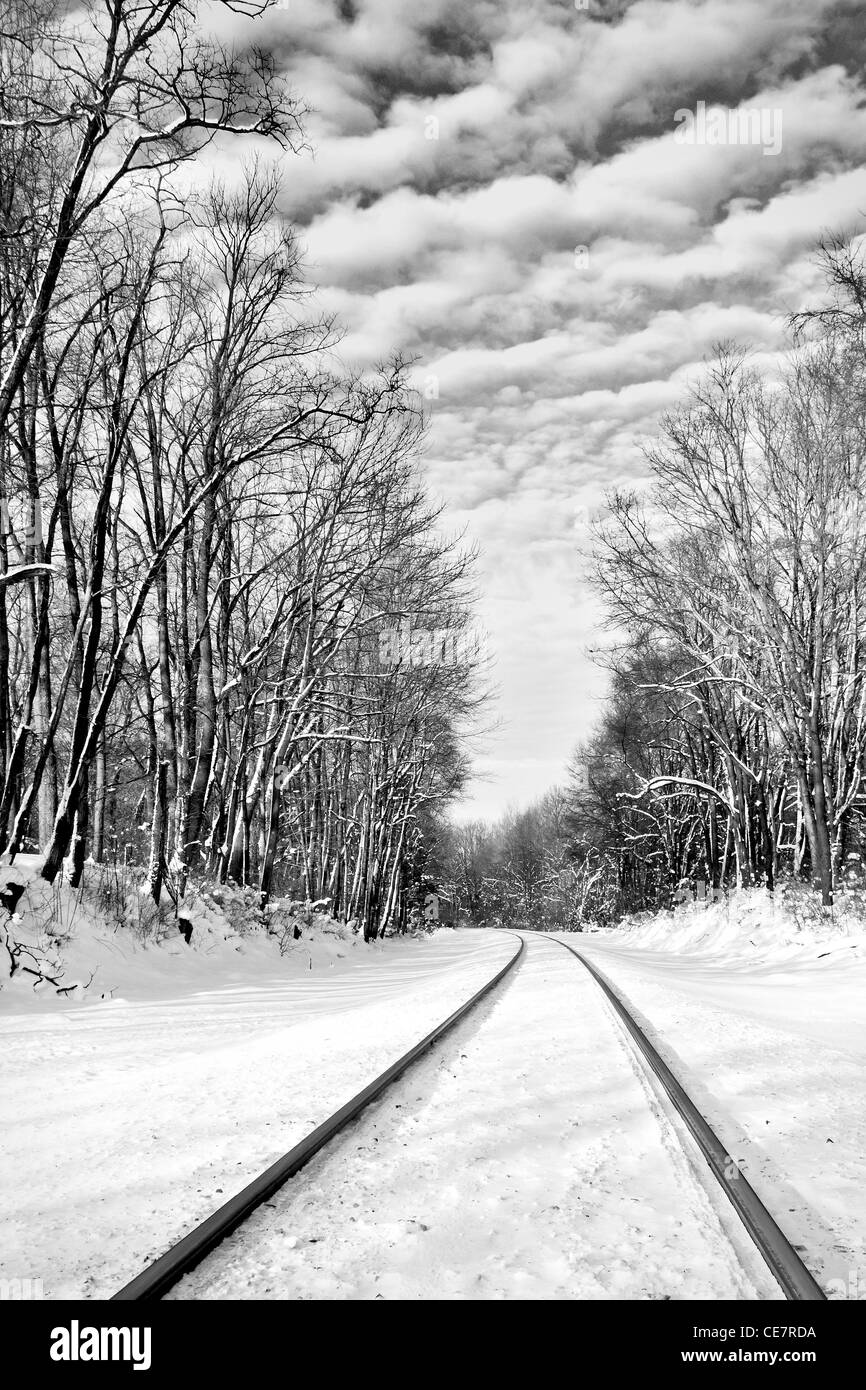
[0,921,514,1299]
[3,877,863,1302]
[575,889,866,1298]
[170,932,780,1300]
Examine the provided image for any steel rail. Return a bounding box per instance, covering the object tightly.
[549,934,826,1301]
[112,932,524,1301]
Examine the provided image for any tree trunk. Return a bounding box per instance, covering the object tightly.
[148,761,169,906]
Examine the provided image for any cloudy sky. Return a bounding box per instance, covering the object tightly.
[215,0,866,820]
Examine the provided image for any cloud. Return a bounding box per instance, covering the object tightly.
[210,0,866,817]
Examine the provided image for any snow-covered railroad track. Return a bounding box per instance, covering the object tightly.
[111,933,525,1301]
[547,936,825,1302]
[114,932,825,1302]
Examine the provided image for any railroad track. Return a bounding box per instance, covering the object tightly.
[547,936,825,1302]
[112,929,825,1302]
[112,932,525,1300]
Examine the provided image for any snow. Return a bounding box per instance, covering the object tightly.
[0,916,515,1299]
[600,882,866,969]
[169,933,781,1301]
[574,886,866,1297]
[0,857,375,1010]
[3,874,863,1302]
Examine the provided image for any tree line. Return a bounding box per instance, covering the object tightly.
[0,0,483,941]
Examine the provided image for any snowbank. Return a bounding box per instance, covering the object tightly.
[594,882,866,967]
[0,857,392,1012]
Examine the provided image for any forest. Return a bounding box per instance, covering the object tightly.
[4,1,865,949]
[0,0,483,945]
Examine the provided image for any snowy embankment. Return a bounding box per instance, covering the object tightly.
[0,860,515,1299]
[0,855,373,1009]
[575,885,866,1297]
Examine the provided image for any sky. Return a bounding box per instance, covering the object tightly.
[210,0,866,820]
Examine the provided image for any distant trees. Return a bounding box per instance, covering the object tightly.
[0,0,486,939]
[446,819,495,921]
[438,792,612,930]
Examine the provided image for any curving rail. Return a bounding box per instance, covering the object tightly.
[549,934,826,1302]
[111,928,827,1302]
[112,932,525,1301]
